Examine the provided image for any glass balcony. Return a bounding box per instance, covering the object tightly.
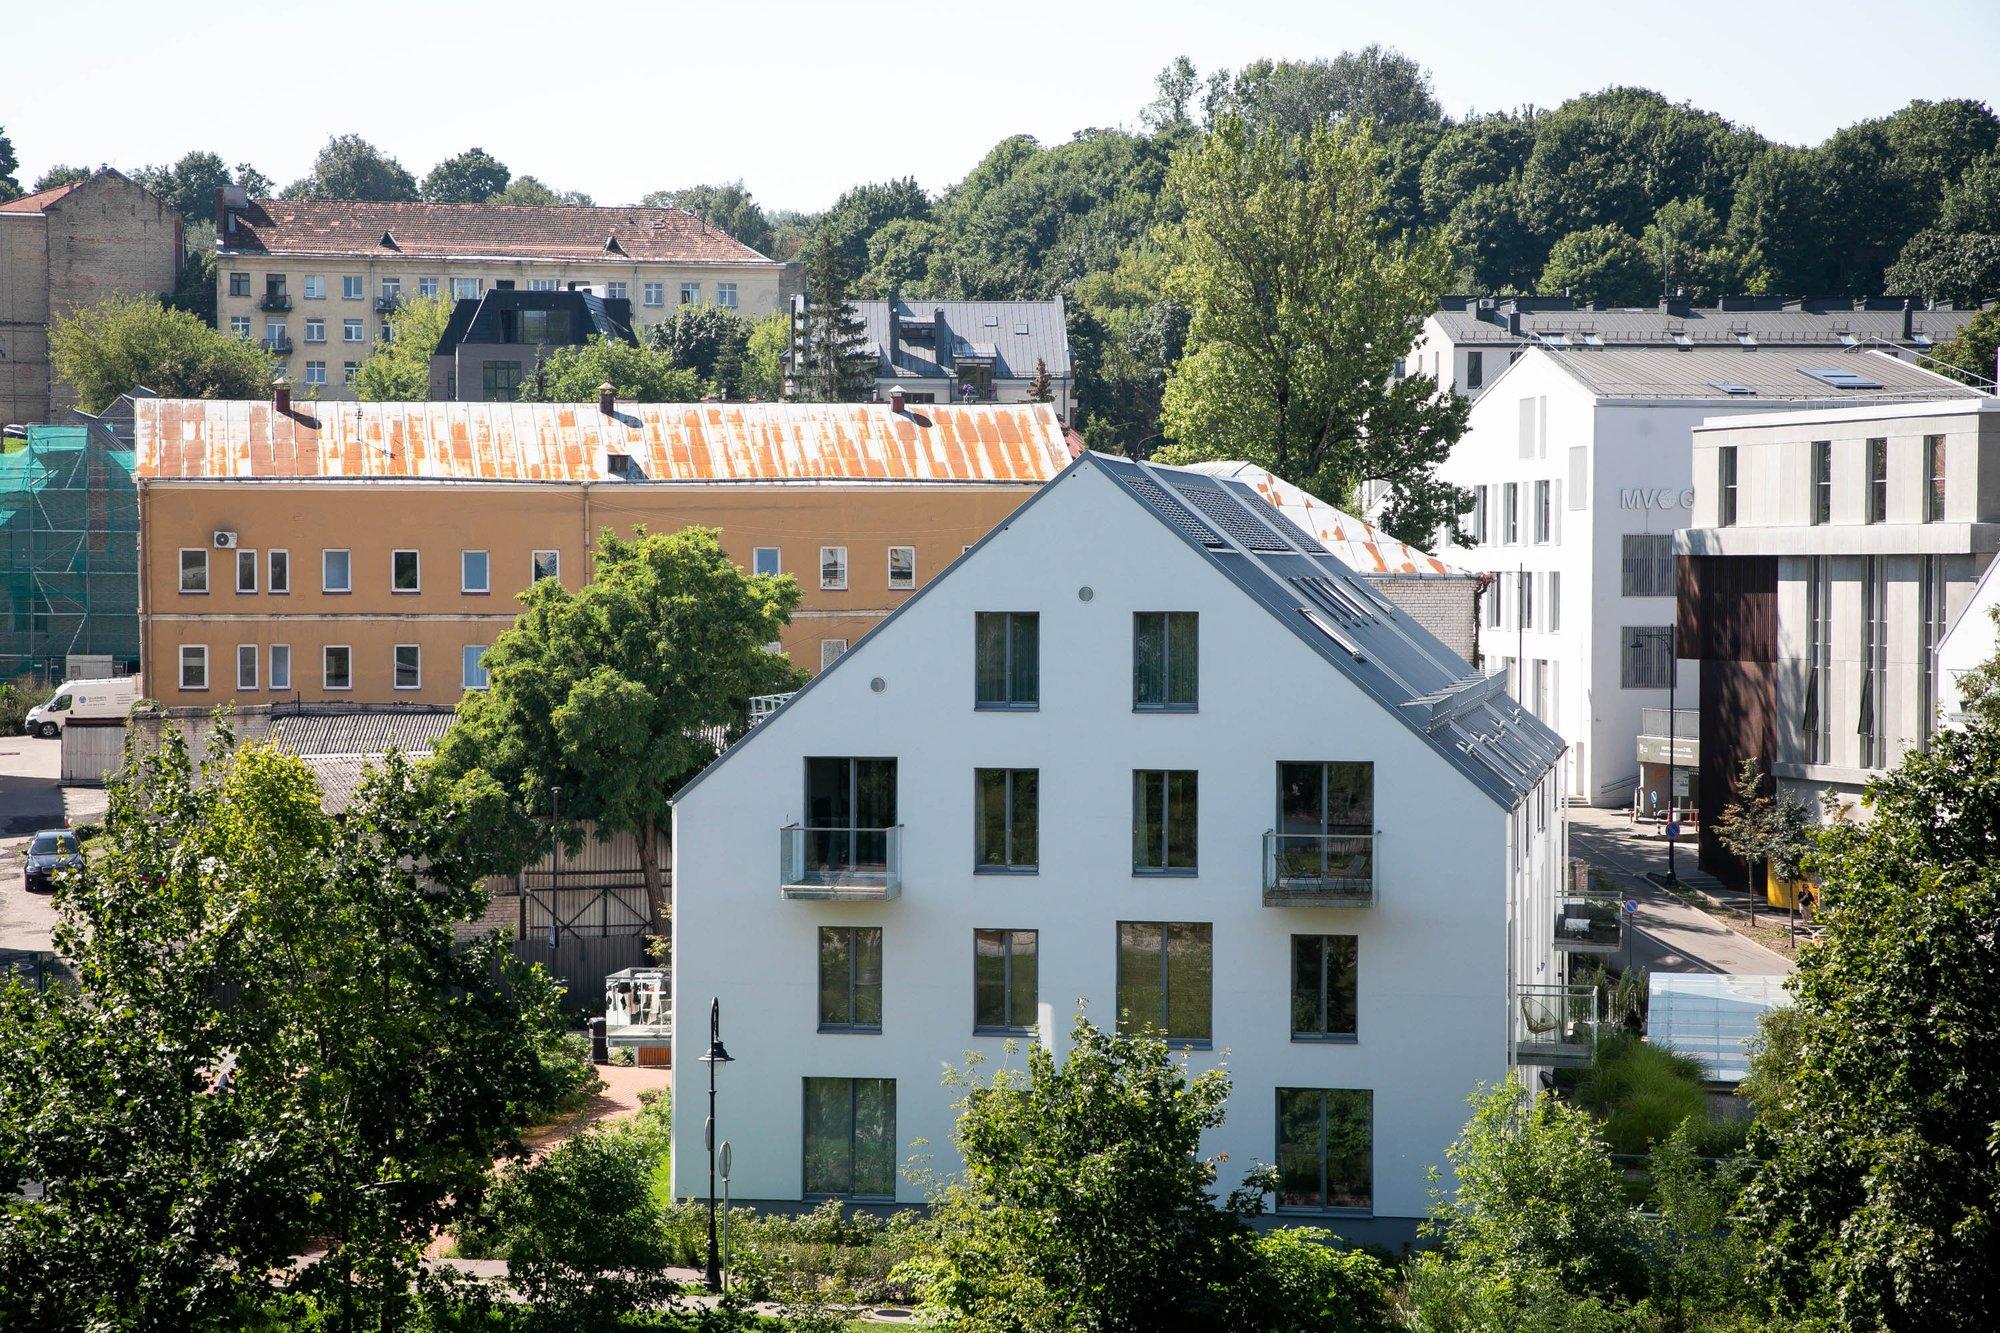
[1261,831,1376,907]
[1553,897,1623,953]
[780,824,901,900]
[1515,983,1600,1066]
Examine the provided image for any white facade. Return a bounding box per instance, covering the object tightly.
[1939,556,2000,727]
[669,455,1567,1243]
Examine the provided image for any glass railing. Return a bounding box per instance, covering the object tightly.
[1552,898,1623,952]
[1262,831,1376,906]
[780,824,902,899]
[1515,983,1600,1065]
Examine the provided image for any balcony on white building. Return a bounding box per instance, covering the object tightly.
[1515,983,1600,1066]
[1262,830,1377,907]
[1552,897,1623,953]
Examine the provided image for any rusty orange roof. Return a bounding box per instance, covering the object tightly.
[132,399,1079,485]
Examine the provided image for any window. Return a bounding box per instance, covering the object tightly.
[1518,570,1534,629]
[1116,922,1211,1043]
[322,548,351,593]
[481,362,524,401]
[1275,761,1374,887]
[263,319,285,347]
[462,645,489,691]
[304,318,326,343]
[461,550,489,593]
[229,315,252,338]
[887,546,916,590]
[1533,480,1551,542]
[532,550,560,582]
[974,929,1038,1032]
[643,282,665,306]
[269,644,291,691]
[342,362,359,386]
[235,549,257,594]
[451,277,481,300]
[379,322,393,342]
[1717,446,1738,527]
[1811,440,1832,525]
[268,549,290,594]
[1548,572,1561,632]
[341,275,363,300]
[178,644,208,691]
[1276,1088,1372,1212]
[342,319,364,343]
[1470,484,1489,544]
[229,271,250,297]
[380,277,400,303]
[1291,935,1357,1040]
[1622,626,1674,690]
[1860,556,1887,767]
[1502,482,1520,543]
[802,1077,895,1199]
[419,277,441,299]
[752,547,781,576]
[717,282,737,309]
[975,769,1038,872]
[974,612,1039,709]
[1921,555,1948,739]
[1132,770,1198,874]
[679,282,701,305]
[1518,396,1545,458]
[1133,612,1198,710]
[1803,366,1884,390]
[819,546,848,590]
[1464,350,1483,389]
[820,638,848,669]
[1926,434,1947,522]
[390,549,420,593]
[303,360,326,385]
[1621,534,1674,597]
[179,548,208,594]
[303,275,325,301]
[1482,581,1501,628]
[1800,556,1831,764]
[818,926,883,1031]
[1866,437,1887,523]
[1568,446,1588,509]
[236,644,258,691]
[393,644,421,690]
[323,645,352,691]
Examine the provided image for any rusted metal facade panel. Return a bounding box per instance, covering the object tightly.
[1680,554,1779,884]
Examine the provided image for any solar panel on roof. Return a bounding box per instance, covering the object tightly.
[1248,493,1329,554]
[1169,482,1296,552]
[1709,381,1756,396]
[1801,366,1884,390]
[1292,575,1378,625]
[1122,474,1224,547]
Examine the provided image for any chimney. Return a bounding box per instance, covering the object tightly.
[889,385,907,414]
[1901,298,1913,340]
[934,308,951,370]
[273,377,291,416]
[598,382,616,416]
[1505,309,1521,337]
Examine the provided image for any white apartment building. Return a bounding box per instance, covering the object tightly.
[1938,554,2000,727]
[669,453,1569,1246]
[1435,346,1977,808]
[1677,398,1997,860]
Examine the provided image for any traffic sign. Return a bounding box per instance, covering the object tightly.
[1665,821,1682,841]
[1623,898,1639,916]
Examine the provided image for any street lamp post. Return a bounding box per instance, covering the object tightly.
[701,997,733,1293]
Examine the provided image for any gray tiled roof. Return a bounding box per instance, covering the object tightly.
[1529,346,1983,402]
[269,709,456,756]
[857,298,1070,383]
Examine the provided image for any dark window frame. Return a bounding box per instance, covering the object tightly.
[1290,934,1359,1042]
[1811,440,1832,526]
[1865,437,1887,524]
[1132,611,1198,711]
[1115,920,1213,1046]
[1132,769,1198,875]
[1275,1087,1373,1214]
[973,611,1040,710]
[817,925,884,1033]
[972,928,1038,1034]
[801,1076,896,1200]
[1717,446,1738,527]
[1926,433,1947,523]
[974,767,1039,873]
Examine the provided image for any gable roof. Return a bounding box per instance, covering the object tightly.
[856,298,1071,383]
[1523,345,1980,403]
[0,181,85,214]
[219,199,775,265]
[677,452,1564,811]
[1180,461,1466,578]
[131,399,1078,484]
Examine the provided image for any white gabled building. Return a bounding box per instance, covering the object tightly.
[669,452,1569,1246]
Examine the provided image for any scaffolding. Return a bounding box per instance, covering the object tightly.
[0,423,138,684]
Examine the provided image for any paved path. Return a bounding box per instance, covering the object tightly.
[1568,805,1793,976]
[0,736,66,952]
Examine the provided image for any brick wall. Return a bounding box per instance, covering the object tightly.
[43,175,181,417]
[1371,574,1481,664]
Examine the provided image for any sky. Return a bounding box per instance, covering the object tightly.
[8,0,2000,215]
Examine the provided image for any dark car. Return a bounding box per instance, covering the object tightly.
[22,830,81,893]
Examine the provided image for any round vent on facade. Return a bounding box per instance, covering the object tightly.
[870,677,886,693]
[1078,586,1094,602]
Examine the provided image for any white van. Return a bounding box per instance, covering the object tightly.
[25,677,139,738]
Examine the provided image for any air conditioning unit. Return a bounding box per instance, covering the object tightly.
[213,531,239,549]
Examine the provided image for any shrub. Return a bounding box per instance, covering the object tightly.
[1574,1033,1709,1156]
[1240,1227,1395,1332]
[0,679,33,736]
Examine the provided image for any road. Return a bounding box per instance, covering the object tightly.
[0,735,77,953]
[1568,804,1792,976]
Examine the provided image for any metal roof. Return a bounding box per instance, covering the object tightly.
[269,709,456,755]
[1180,462,1467,578]
[858,298,1071,383]
[1528,346,1981,403]
[1647,973,1793,1084]
[132,399,1077,484]
[1432,301,1987,349]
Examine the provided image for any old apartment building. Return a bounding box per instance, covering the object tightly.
[131,394,1075,708]
[0,169,182,427]
[213,192,786,400]
[838,297,1074,418]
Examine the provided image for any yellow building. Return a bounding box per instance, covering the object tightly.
[130,393,1076,708]
[213,192,789,400]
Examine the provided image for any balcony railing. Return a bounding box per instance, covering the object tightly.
[1515,983,1600,1066]
[1553,897,1623,952]
[263,336,293,355]
[1262,831,1377,906]
[780,824,901,900]
[375,293,402,313]
[258,293,291,312]
[748,692,796,726]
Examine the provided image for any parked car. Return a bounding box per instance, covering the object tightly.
[22,830,81,893]
[24,676,138,738]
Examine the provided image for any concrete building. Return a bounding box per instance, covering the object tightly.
[1676,397,1999,872]
[1407,294,1991,403]
[1435,346,1978,809]
[131,394,1075,709]
[667,452,1569,1244]
[214,192,784,401]
[0,169,183,428]
[429,289,637,401]
[816,297,1072,418]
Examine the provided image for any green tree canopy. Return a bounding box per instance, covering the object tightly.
[1203,46,1443,136]
[1643,197,1760,300]
[281,133,418,201]
[644,305,750,384]
[493,175,593,207]
[1933,304,2000,386]
[32,163,90,191]
[0,125,19,200]
[1417,116,1537,224]
[421,146,511,203]
[352,293,453,400]
[815,176,932,282]
[49,295,273,411]
[1940,152,2000,235]
[430,526,806,929]
[1156,115,1468,543]
[518,338,699,404]
[1884,228,2000,306]
[741,310,791,401]
[1538,224,1656,306]
[640,181,775,255]
[132,151,266,226]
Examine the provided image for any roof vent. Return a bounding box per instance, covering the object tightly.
[889,385,906,414]
[605,451,644,481]
[604,234,625,255]
[379,230,398,249]
[273,377,292,416]
[598,382,616,415]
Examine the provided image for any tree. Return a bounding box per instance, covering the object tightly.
[1741,634,2000,1330]
[640,181,774,255]
[1933,304,2000,386]
[1028,356,1052,403]
[32,163,91,191]
[1417,116,1538,224]
[421,147,511,203]
[644,305,751,385]
[0,124,19,200]
[49,295,272,411]
[1643,198,1761,300]
[0,729,579,1330]
[815,177,932,281]
[1071,242,1187,458]
[166,221,218,325]
[1885,228,2000,305]
[493,176,593,207]
[132,152,263,227]
[1447,178,1547,292]
[1204,47,1443,137]
[518,339,699,404]
[1940,152,2000,235]
[281,133,418,202]
[789,239,876,402]
[1156,115,1469,544]
[1538,224,1655,305]
[1728,145,1834,294]
[1142,55,1201,132]
[431,526,806,930]
[740,310,791,401]
[352,294,453,400]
